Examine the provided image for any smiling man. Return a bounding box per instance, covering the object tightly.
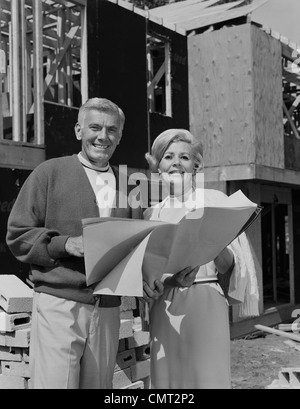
[6,98,144,389]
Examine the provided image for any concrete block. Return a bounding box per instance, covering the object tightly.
[120,297,136,312]
[119,318,133,340]
[0,346,23,362]
[22,349,30,363]
[120,310,133,320]
[266,368,300,389]
[113,368,132,389]
[0,275,33,313]
[0,309,31,332]
[279,368,300,389]
[132,330,150,347]
[125,337,135,350]
[131,359,150,383]
[115,348,136,371]
[135,344,150,361]
[118,338,126,353]
[0,375,28,389]
[133,316,142,330]
[0,328,31,348]
[1,361,30,378]
[121,380,144,389]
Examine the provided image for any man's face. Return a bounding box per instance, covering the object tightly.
[75,109,122,167]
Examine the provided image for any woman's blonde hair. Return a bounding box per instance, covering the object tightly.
[145,129,203,172]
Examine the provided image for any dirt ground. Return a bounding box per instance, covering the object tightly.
[230,332,300,389]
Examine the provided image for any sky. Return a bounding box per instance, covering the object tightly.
[252,0,300,46]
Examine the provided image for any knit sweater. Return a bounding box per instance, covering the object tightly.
[6,154,143,305]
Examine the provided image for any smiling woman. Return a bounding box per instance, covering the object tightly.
[143,128,259,389]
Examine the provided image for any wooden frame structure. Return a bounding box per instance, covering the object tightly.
[100,0,300,336]
[147,33,172,117]
[0,0,87,146]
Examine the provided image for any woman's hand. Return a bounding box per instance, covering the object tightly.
[142,280,164,303]
[164,266,199,289]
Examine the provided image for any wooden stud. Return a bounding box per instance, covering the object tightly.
[288,203,295,305]
[57,8,66,104]
[0,20,3,141]
[32,0,44,145]
[165,41,172,117]
[44,25,79,91]
[21,0,27,143]
[176,0,269,32]
[65,8,73,106]
[11,0,22,142]
[80,4,88,104]
[283,101,300,140]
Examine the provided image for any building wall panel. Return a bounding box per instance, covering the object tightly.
[188,24,284,170]
[251,25,284,168]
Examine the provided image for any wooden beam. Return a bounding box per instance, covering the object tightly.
[255,324,300,342]
[165,41,172,117]
[44,24,79,90]
[230,304,300,338]
[176,0,269,32]
[21,0,28,142]
[289,95,300,116]
[147,61,165,96]
[159,0,245,26]
[0,25,3,141]
[57,8,67,104]
[33,0,44,145]
[283,101,300,140]
[149,0,222,18]
[11,0,22,142]
[80,3,88,103]
[0,139,45,170]
[204,163,300,186]
[54,0,86,7]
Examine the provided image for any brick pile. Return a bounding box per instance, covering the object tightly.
[0,276,151,389]
[266,368,300,389]
[0,275,33,389]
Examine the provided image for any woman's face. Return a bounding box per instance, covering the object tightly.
[158,141,197,195]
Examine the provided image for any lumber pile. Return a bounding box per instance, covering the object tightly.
[254,324,300,389]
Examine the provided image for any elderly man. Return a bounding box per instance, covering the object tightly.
[6,98,145,389]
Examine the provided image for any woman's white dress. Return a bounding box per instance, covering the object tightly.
[144,188,234,389]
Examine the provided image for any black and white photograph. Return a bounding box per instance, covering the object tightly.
[0,0,300,393]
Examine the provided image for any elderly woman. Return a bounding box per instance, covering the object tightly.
[143,128,258,389]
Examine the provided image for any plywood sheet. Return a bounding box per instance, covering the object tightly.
[188,24,255,167]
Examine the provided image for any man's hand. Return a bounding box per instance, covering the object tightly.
[142,280,164,303]
[65,236,84,257]
[164,266,199,289]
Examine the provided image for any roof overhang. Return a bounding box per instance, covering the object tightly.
[107,0,270,36]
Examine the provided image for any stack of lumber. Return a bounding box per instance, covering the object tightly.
[255,323,300,389]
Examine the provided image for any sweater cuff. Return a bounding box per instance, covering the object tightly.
[47,235,69,260]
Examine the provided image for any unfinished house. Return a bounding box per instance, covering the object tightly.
[1,0,300,337]
[86,0,300,337]
[0,0,88,279]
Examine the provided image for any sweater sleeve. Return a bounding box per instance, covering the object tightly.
[6,167,69,267]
